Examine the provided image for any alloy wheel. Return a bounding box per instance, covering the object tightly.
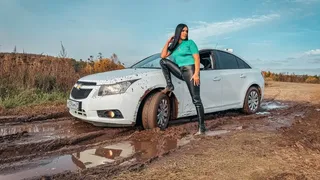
[248,91,259,111]
[157,98,169,128]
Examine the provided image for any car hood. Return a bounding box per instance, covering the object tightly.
[78,68,161,85]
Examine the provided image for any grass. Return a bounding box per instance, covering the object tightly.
[0,88,69,109]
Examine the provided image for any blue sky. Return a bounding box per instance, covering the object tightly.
[1,0,320,75]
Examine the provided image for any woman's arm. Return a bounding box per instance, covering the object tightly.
[190,40,200,86]
[192,54,200,86]
[193,53,200,76]
[161,36,174,59]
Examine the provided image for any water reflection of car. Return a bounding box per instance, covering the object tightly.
[71,138,181,169]
[71,142,133,169]
[67,49,265,129]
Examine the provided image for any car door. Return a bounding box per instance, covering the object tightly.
[180,50,223,116]
[213,50,244,106]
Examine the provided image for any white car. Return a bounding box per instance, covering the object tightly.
[67,49,265,129]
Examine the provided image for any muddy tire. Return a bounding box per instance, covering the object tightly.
[142,92,171,130]
[242,86,261,114]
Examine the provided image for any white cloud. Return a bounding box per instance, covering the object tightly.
[305,49,320,56]
[170,14,280,46]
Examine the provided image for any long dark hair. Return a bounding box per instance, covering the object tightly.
[168,23,188,52]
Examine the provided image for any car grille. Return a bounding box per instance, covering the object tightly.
[71,88,92,99]
[77,81,97,86]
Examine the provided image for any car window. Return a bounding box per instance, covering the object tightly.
[216,51,239,69]
[131,53,171,69]
[236,57,251,69]
[199,52,212,70]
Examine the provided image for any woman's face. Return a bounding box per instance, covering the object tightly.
[180,26,188,40]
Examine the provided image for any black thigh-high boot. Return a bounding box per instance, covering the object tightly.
[159,58,183,95]
[195,105,206,134]
[181,65,206,134]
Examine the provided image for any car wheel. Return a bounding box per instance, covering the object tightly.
[242,86,261,114]
[142,92,171,130]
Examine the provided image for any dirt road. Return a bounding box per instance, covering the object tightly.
[0,81,319,180]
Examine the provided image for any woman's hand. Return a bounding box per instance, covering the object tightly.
[167,35,174,44]
[190,73,200,86]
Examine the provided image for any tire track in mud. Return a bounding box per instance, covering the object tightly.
[0,131,29,143]
[0,130,105,163]
[0,112,70,125]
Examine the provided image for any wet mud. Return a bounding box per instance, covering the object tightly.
[0,112,70,125]
[0,98,318,180]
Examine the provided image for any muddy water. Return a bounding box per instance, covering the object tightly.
[260,101,288,111]
[0,135,194,180]
[0,156,78,180]
[0,123,62,136]
[0,119,103,137]
[206,130,231,136]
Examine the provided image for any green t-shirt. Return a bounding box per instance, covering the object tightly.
[169,39,199,67]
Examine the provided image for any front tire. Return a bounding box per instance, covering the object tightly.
[142,92,171,130]
[242,86,261,114]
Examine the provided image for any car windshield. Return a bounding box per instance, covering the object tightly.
[130,53,172,69]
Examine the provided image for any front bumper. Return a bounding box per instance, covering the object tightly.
[67,87,140,127]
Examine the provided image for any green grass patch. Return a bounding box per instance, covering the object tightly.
[0,88,69,109]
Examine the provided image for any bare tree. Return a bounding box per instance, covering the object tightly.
[110,53,119,63]
[59,41,67,58]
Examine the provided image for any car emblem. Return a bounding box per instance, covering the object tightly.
[75,83,82,90]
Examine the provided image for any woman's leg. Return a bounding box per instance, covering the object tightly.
[159,58,184,94]
[181,65,206,134]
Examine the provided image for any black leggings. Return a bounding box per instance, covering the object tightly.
[160,58,206,132]
[159,58,203,107]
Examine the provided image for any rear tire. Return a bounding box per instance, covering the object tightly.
[242,86,261,114]
[142,92,171,130]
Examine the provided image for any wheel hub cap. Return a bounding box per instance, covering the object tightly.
[248,91,259,111]
[157,99,168,127]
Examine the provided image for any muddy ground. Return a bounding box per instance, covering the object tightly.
[0,81,319,180]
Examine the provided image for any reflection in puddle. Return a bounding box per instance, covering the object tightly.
[260,101,288,110]
[0,123,62,136]
[0,135,194,180]
[72,135,193,167]
[0,155,78,180]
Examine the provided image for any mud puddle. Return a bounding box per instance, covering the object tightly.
[0,122,63,136]
[0,112,70,124]
[0,135,194,180]
[0,118,104,139]
[206,129,231,136]
[260,101,288,111]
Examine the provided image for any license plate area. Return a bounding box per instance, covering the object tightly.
[67,99,81,111]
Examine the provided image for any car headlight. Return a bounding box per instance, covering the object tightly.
[98,80,138,96]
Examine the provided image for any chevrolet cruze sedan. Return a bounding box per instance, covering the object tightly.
[67,49,265,130]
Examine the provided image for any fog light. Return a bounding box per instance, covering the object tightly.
[97,109,123,118]
[107,111,115,118]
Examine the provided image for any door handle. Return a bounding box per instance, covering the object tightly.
[213,77,221,81]
[240,74,246,78]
